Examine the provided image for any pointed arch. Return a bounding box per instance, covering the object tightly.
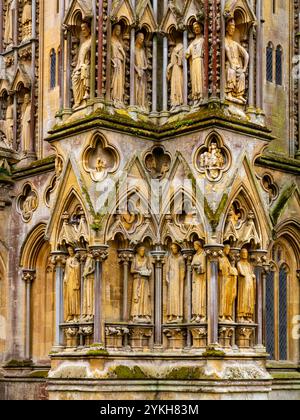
[20,222,48,269]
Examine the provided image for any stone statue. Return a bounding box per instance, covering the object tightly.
[237,248,256,323]
[21,0,32,43]
[191,241,207,323]
[22,194,37,220]
[130,246,152,323]
[111,24,126,108]
[21,93,31,153]
[225,19,249,104]
[166,243,186,324]
[5,97,14,148]
[64,246,81,323]
[82,252,95,322]
[4,0,14,49]
[167,41,184,111]
[93,157,108,182]
[199,142,225,180]
[186,22,205,107]
[135,32,149,112]
[219,244,238,322]
[72,22,92,108]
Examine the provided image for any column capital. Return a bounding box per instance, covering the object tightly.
[182,248,194,263]
[90,245,109,261]
[51,250,67,267]
[22,269,36,283]
[151,250,166,263]
[118,249,135,264]
[204,244,224,261]
[250,249,269,270]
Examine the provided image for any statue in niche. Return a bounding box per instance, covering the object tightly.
[199,142,225,180]
[191,241,207,323]
[21,93,31,153]
[225,18,249,104]
[237,248,256,323]
[166,243,186,324]
[5,96,14,148]
[64,246,81,323]
[135,32,149,112]
[130,246,152,324]
[145,151,171,180]
[219,244,238,322]
[21,0,32,43]
[82,251,95,322]
[186,22,205,107]
[167,39,184,111]
[111,24,126,108]
[4,0,14,49]
[72,22,92,108]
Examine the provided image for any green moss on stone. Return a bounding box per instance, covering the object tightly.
[166,367,203,380]
[29,370,49,379]
[113,365,148,380]
[87,349,109,357]
[202,349,226,358]
[5,359,33,368]
[271,184,297,225]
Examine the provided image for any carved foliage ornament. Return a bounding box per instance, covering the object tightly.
[83,133,119,182]
[17,183,38,222]
[195,133,230,182]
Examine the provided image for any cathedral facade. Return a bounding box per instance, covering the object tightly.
[0,0,300,400]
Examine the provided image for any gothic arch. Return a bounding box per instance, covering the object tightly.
[20,222,47,269]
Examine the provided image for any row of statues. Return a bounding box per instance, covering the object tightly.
[63,242,256,326]
[71,18,249,111]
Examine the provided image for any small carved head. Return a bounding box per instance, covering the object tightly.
[81,22,91,38]
[113,24,122,38]
[137,246,146,257]
[240,248,249,260]
[194,241,203,252]
[193,21,202,35]
[226,18,236,36]
[224,244,231,256]
[67,246,75,257]
[136,32,145,47]
[171,243,181,255]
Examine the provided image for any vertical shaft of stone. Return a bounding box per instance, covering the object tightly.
[252,250,268,348]
[59,0,65,111]
[205,245,223,345]
[130,3,136,108]
[66,32,72,109]
[256,0,263,109]
[219,0,226,101]
[23,271,35,359]
[90,0,97,100]
[97,0,104,97]
[123,260,129,322]
[183,30,188,106]
[13,91,17,149]
[152,0,158,113]
[105,0,112,102]
[51,252,66,348]
[162,35,168,112]
[152,249,165,347]
[91,246,108,345]
[13,1,18,46]
[248,25,255,108]
[30,0,36,155]
[183,250,193,348]
[0,0,3,53]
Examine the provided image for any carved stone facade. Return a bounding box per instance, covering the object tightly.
[0,0,299,401]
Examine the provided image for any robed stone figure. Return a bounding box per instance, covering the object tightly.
[111,24,126,108]
[130,246,152,323]
[134,32,149,112]
[219,244,238,322]
[166,244,186,324]
[72,22,92,108]
[64,246,81,322]
[186,21,205,107]
[21,94,31,153]
[191,241,207,323]
[167,41,184,111]
[82,252,95,322]
[237,248,256,323]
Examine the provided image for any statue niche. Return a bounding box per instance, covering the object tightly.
[21,0,32,43]
[4,0,14,50]
[82,250,95,322]
[186,21,205,107]
[166,243,186,324]
[21,93,32,154]
[130,245,152,324]
[225,18,249,104]
[191,241,207,323]
[111,24,126,108]
[167,31,184,112]
[237,248,256,323]
[64,246,81,323]
[134,32,149,112]
[218,244,238,323]
[72,21,92,108]
[144,146,171,180]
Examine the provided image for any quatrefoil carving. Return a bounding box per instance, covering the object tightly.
[144,146,171,180]
[83,133,119,182]
[194,133,231,182]
[17,183,38,222]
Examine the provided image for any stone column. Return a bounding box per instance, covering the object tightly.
[22,269,36,360]
[205,244,224,345]
[251,249,268,350]
[118,249,134,347]
[90,245,109,345]
[105,0,113,102]
[152,248,166,348]
[256,0,263,110]
[182,248,194,348]
[90,0,97,101]
[29,0,37,157]
[183,30,188,106]
[97,0,104,97]
[130,0,136,107]
[76,248,87,347]
[0,0,3,53]
[59,0,65,111]
[248,24,255,109]
[162,34,169,114]
[51,251,67,349]
[66,31,72,109]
